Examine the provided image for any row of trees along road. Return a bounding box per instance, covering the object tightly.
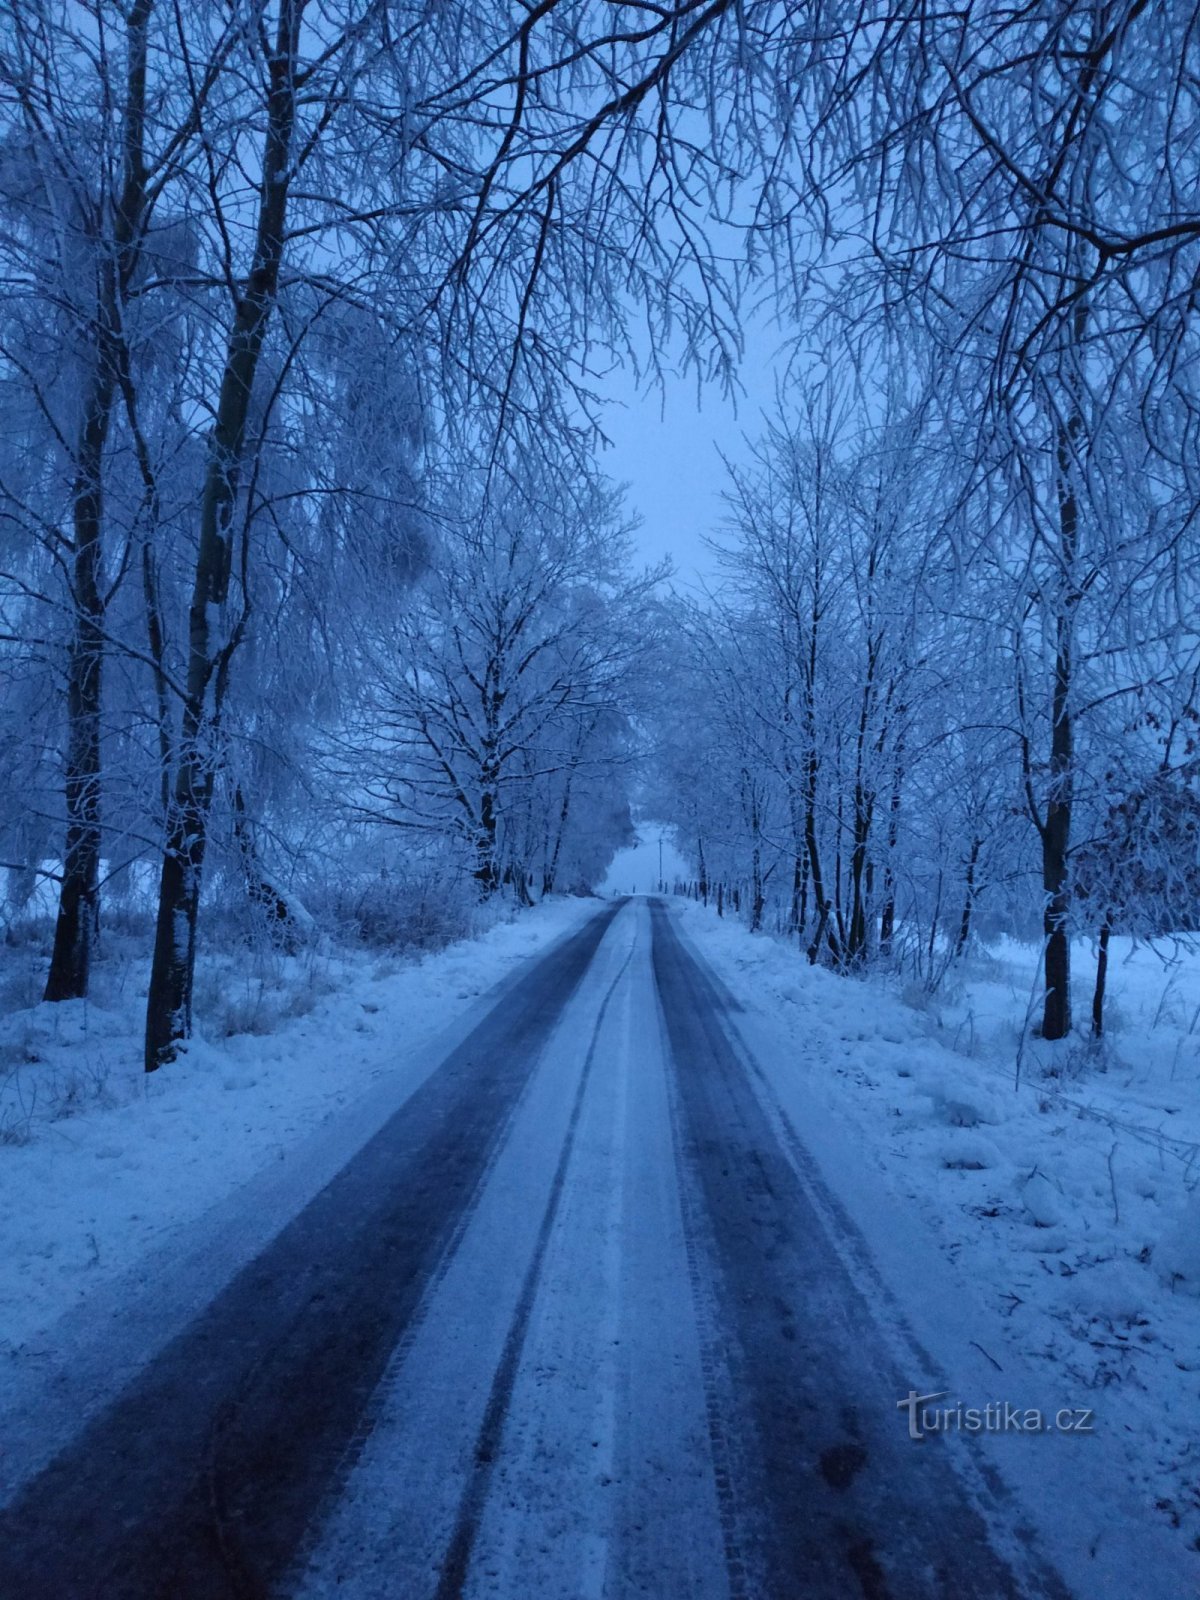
[1,1,1197,1064]
[652,0,1200,1042]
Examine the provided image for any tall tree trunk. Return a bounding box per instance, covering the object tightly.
[505,860,533,906]
[1091,918,1111,1039]
[44,397,110,1001]
[783,687,805,936]
[878,896,895,955]
[474,765,501,894]
[846,795,873,966]
[741,769,765,933]
[232,783,296,939]
[878,730,905,955]
[145,0,303,1070]
[955,835,982,958]
[807,897,831,966]
[845,617,880,967]
[1041,627,1073,1039]
[804,747,837,962]
[45,2,152,1001]
[800,592,838,961]
[543,736,583,895]
[1041,296,1086,1043]
[790,844,807,937]
[832,788,847,954]
[926,868,943,975]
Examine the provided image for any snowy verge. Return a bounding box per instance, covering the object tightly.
[0,898,599,1364]
[671,899,1199,1590]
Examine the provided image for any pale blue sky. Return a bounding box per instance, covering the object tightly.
[599,380,729,586]
[596,320,790,587]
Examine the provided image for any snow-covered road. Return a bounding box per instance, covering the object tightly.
[0,901,1136,1596]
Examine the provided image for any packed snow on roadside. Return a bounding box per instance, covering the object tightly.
[676,900,1200,1562]
[0,896,598,1354]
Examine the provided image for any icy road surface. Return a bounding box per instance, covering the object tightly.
[1,901,1078,1597]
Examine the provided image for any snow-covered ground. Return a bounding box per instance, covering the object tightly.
[2,891,1194,1588]
[676,900,1200,1571]
[0,897,597,1357]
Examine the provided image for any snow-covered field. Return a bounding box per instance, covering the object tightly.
[677,901,1200,1568]
[0,898,598,1356]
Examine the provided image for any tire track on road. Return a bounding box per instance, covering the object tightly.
[650,900,1062,1600]
[433,931,639,1599]
[0,903,622,1600]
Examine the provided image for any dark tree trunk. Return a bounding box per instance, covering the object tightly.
[799,606,837,961]
[927,869,943,972]
[878,739,905,956]
[743,770,764,933]
[804,751,837,962]
[145,1,302,1071]
[1041,673,1073,1040]
[542,770,574,896]
[1041,507,1079,1037]
[44,439,107,1001]
[232,784,297,943]
[807,899,831,966]
[955,836,983,958]
[784,713,804,939]
[510,865,533,907]
[1091,919,1111,1039]
[790,844,806,936]
[846,795,873,966]
[147,814,203,1048]
[45,2,153,1002]
[1039,292,1086,1043]
[845,630,880,968]
[474,777,500,895]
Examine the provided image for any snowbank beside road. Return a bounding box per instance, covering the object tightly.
[675,899,1200,1576]
[0,898,598,1357]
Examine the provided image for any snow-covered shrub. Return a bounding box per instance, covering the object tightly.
[1034,1035,1098,1082]
[937,1134,999,1170]
[1018,1167,1066,1228]
[919,1068,1006,1128]
[325,868,478,952]
[207,982,287,1040]
[47,1058,114,1119]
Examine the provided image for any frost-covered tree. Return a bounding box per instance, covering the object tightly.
[0,0,235,1000]
[342,465,657,896]
[2,0,1198,1070]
